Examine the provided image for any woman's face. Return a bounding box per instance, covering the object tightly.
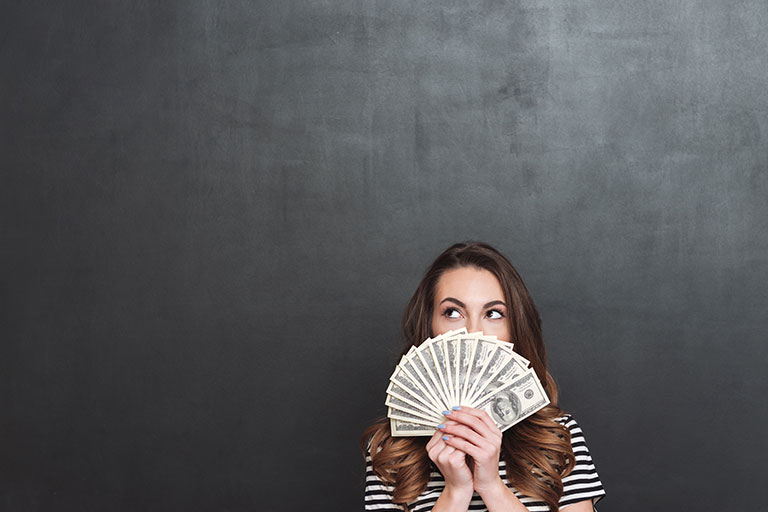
[431,266,512,342]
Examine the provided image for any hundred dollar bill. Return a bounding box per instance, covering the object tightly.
[471,354,528,405]
[439,338,457,406]
[463,337,499,404]
[390,417,436,437]
[414,343,451,411]
[475,369,550,432]
[444,334,460,407]
[437,327,468,340]
[428,339,454,408]
[495,340,530,368]
[400,350,446,413]
[455,333,476,405]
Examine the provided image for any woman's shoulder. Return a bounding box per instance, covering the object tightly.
[553,413,576,428]
[553,413,582,432]
[553,412,607,506]
[552,413,594,447]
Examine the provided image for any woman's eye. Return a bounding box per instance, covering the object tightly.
[486,309,505,320]
[443,307,462,319]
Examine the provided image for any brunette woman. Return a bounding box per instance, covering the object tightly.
[362,242,605,511]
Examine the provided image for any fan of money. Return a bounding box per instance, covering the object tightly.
[387,328,550,436]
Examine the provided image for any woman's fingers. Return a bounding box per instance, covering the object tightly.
[439,424,497,461]
[440,423,492,450]
[437,445,467,470]
[427,422,463,460]
[438,407,502,469]
[442,406,501,440]
[426,427,445,451]
[427,420,459,451]
[441,434,484,460]
[469,407,501,434]
[426,424,472,477]
[426,430,449,461]
[430,409,503,468]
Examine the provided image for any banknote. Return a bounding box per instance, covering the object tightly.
[462,337,499,404]
[456,333,476,404]
[428,340,453,407]
[390,417,436,436]
[471,353,528,404]
[444,335,460,406]
[474,369,550,432]
[407,347,448,412]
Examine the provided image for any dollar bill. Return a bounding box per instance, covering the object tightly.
[496,340,530,368]
[456,333,476,405]
[390,417,436,437]
[471,353,528,405]
[400,350,445,412]
[414,343,451,411]
[463,337,498,403]
[475,369,550,432]
[429,339,454,408]
[444,334,460,406]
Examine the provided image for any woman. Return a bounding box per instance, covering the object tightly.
[362,242,605,511]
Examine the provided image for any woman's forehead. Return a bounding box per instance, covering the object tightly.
[434,267,504,300]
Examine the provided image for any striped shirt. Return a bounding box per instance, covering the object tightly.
[365,415,605,511]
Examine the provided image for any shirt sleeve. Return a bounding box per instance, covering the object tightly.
[558,415,606,510]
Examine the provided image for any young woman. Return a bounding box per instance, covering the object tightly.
[362,242,605,511]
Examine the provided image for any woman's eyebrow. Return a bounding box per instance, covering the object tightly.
[439,298,506,309]
[439,297,466,308]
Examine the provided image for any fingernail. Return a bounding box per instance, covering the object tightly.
[442,435,450,441]
[442,410,451,416]
[452,405,462,410]
[438,423,446,429]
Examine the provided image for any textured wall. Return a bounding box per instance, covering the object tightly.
[2,1,767,510]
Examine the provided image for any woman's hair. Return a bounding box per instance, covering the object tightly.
[361,241,575,511]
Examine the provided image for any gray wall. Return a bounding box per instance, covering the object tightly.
[2,1,767,510]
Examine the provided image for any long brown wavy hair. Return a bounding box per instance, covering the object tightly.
[361,241,575,511]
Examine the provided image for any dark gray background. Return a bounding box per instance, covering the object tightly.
[2,1,767,511]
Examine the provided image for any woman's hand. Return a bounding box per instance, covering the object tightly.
[426,423,474,500]
[438,406,505,496]
[428,407,527,512]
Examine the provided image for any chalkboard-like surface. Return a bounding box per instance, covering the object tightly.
[2,2,767,510]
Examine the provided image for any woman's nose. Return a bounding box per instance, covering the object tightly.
[465,317,477,333]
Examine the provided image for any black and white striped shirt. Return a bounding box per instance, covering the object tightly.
[365,415,605,511]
